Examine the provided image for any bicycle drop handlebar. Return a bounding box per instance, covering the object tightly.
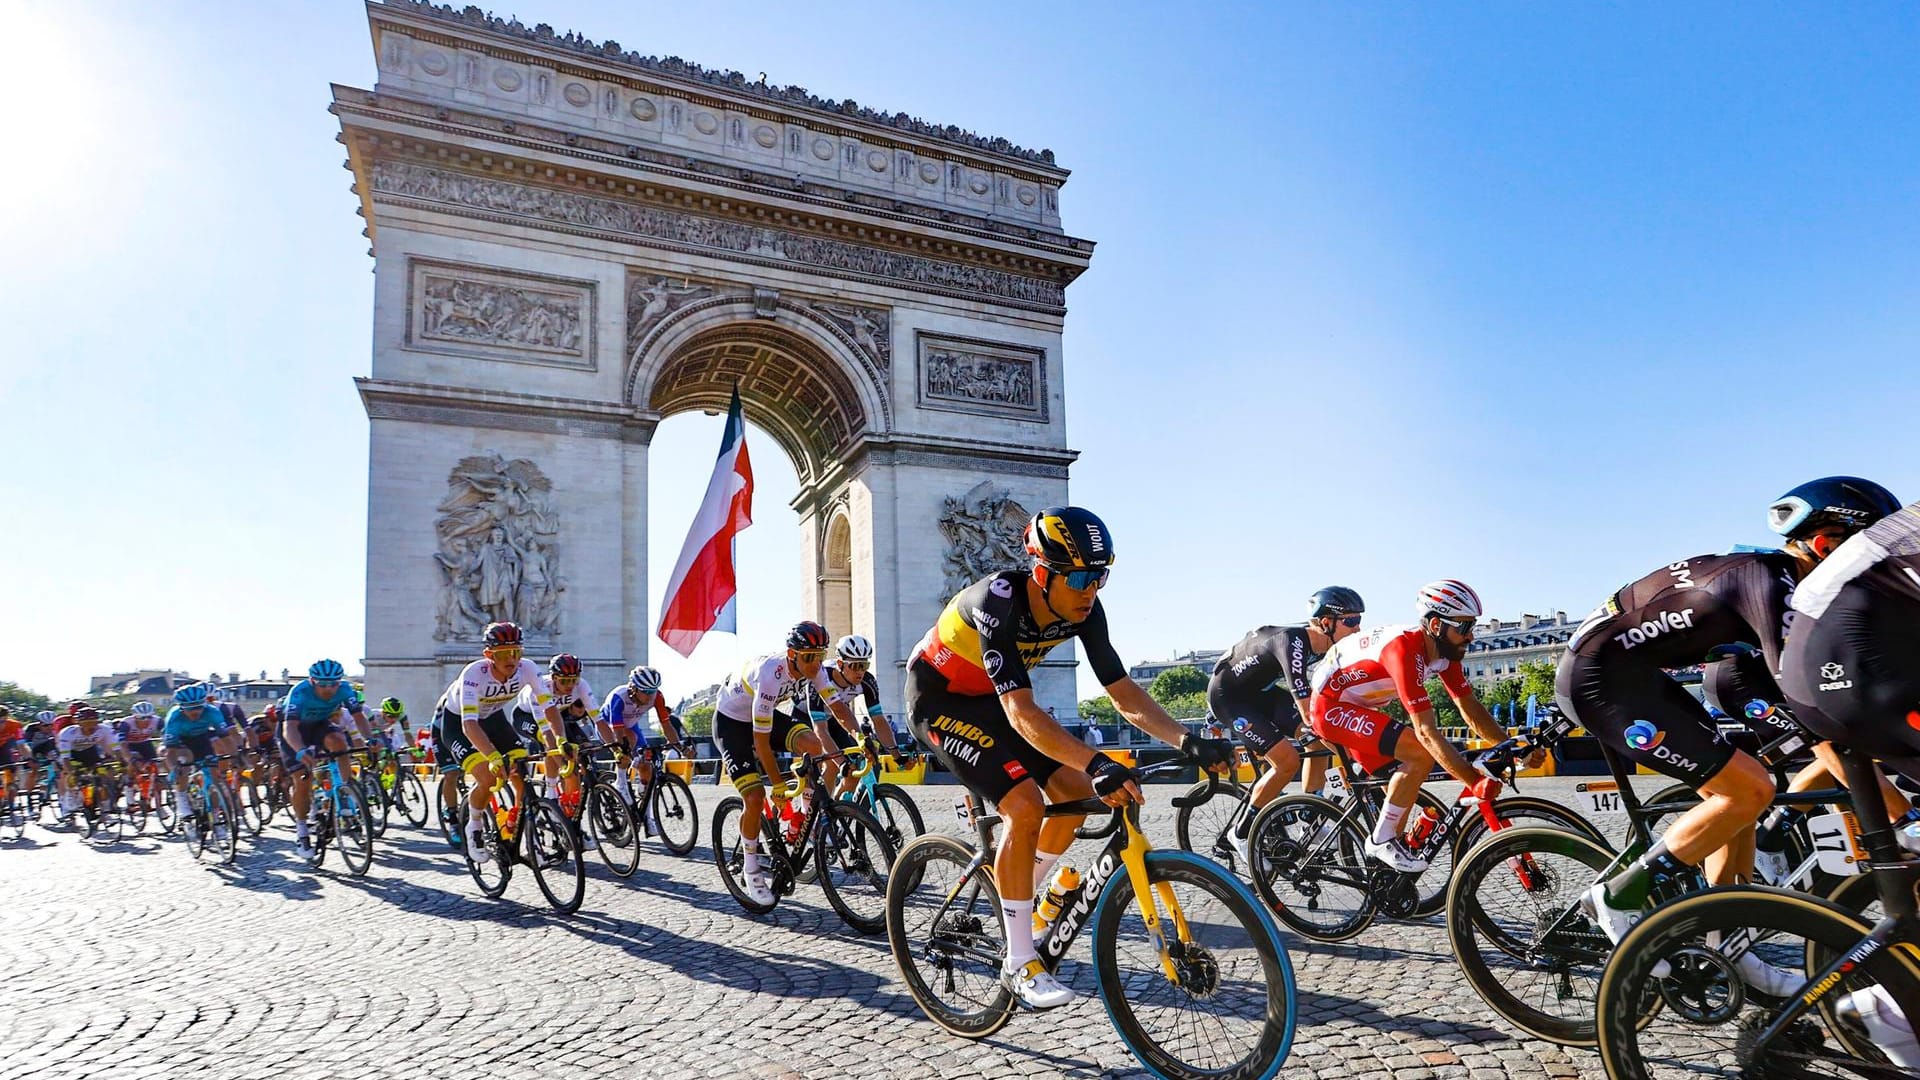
[1043,760,1227,818]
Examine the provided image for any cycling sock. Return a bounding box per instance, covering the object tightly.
[175,792,192,816]
[1373,802,1409,845]
[1602,840,1685,908]
[1002,898,1037,968]
[295,819,310,840]
[743,838,762,875]
[1032,848,1067,892]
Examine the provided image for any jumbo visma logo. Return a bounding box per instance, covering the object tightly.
[1624,720,1665,750]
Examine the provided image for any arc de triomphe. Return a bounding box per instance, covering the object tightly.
[332,0,1095,719]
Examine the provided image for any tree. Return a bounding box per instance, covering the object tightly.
[1157,691,1209,721]
[1148,666,1207,705]
[1380,679,1464,730]
[0,681,55,716]
[680,702,715,738]
[1078,696,1120,724]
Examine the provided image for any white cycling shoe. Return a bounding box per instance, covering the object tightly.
[1581,882,1644,945]
[1362,837,1429,873]
[1837,985,1920,1067]
[743,870,776,907]
[1004,959,1077,1010]
[1228,830,1254,873]
[1751,848,1792,886]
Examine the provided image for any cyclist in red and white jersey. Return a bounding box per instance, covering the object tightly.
[1309,580,1513,871]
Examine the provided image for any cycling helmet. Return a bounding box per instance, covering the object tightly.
[1308,586,1366,619]
[35,711,54,724]
[77,707,99,721]
[548,653,582,678]
[786,621,830,651]
[1024,506,1116,570]
[131,701,155,717]
[380,696,405,717]
[173,684,209,708]
[263,703,281,721]
[1416,579,1483,620]
[309,658,346,681]
[1767,477,1900,539]
[836,634,875,662]
[483,621,523,648]
[628,666,662,693]
[205,684,223,703]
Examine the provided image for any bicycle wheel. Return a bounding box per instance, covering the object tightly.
[649,772,699,856]
[334,780,376,877]
[1175,778,1251,874]
[525,799,585,914]
[207,784,238,864]
[814,800,896,935]
[1445,825,1618,1047]
[365,770,391,840]
[1246,794,1376,941]
[465,809,512,898]
[184,792,215,862]
[868,782,926,853]
[0,784,23,841]
[394,768,429,829]
[585,782,640,877]
[306,796,333,870]
[884,833,1014,1038]
[1816,872,1897,1062]
[1423,794,1610,918]
[156,782,179,836]
[1597,886,1920,1080]
[1094,850,1296,1079]
[711,796,777,915]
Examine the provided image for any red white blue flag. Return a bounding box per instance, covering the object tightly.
[657,387,754,658]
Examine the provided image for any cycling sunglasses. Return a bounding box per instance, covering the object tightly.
[1048,565,1111,590]
[312,679,342,688]
[1437,616,1477,636]
[791,649,826,663]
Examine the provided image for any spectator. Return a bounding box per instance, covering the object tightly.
[1087,723,1105,748]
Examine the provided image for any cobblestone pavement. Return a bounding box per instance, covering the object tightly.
[0,776,1667,1079]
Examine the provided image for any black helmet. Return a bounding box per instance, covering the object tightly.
[1767,477,1900,539]
[786,621,830,651]
[548,653,582,678]
[483,621,524,648]
[1024,506,1115,570]
[1308,586,1366,619]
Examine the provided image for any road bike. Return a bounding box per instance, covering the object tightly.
[885,761,1297,1079]
[547,741,641,878]
[459,753,586,914]
[301,748,375,876]
[71,762,135,844]
[617,740,699,857]
[712,751,896,934]
[797,733,925,886]
[174,754,240,864]
[358,740,430,834]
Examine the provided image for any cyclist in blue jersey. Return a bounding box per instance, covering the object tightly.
[279,659,369,857]
[162,684,237,827]
[597,666,689,804]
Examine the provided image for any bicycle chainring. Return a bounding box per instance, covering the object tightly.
[1656,945,1743,1025]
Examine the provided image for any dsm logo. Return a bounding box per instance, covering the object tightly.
[1231,717,1250,733]
[1624,720,1665,751]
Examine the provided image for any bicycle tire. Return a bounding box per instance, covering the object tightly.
[650,772,699,857]
[711,796,777,915]
[1422,794,1610,917]
[465,809,512,898]
[334,779,375,876]
[883,833,1015,1038]
[1247,794,1376,941]
[526,799,585,914]
[586,781,641,878]
[185,790,215,862]
[395,768,430,829]
[869,782,926,852]
[814,799,896,935]
[1174,778,1251,874]
[207,784,238,864]
[1094,850,1296,1079]
[365,768,391,840]
[1445,825,1618,1047]
[1816,871,1898,1061]
[1597,885,1920,1080]
[306,791,333,870]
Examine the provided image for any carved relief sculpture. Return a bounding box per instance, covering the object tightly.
[915,332,1048,421]
[433,455,568,642]
[407,259,596,368]
[939,481,1031,596]
[625,273,715,355]
[817,303,891,370]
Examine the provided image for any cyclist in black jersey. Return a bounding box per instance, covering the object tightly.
[1207,586,1366,866]
[907,506,1234,1011]
[1572,477,1905,972]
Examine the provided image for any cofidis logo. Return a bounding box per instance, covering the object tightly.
[1624,720,1665,751]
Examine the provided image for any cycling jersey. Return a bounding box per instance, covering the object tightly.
[519,677,595,717]
[1310,623,1469,714]
[121,716,163,744]
[163,706,228,745]
[438,658,552,723]
[1790,503,1920,620]
[57,724,120,755]
[0,719,22,745]
[1208,624,1319,753]
[913,570,1127,696]
[807,665,883,720]
[283,679,367,726]
[715,654,845,733]
[600,687,672,738]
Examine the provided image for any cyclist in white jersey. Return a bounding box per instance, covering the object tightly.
[430,622,560,857]
[519,654,596,815]
[713,622,860,906]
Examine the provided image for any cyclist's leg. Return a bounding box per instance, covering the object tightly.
[1317,700,1424,842]
[713,712,771,879]
[281,728,313,828]
[1216,693,1301,839]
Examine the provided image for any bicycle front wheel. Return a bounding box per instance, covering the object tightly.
[586,782,640,877]
[525,799,585,914]
[1246,794,1376,942]
[1175,779,1251,875]
[1597,885,1920,1080]
[868,782,926,853]
[334,780,376,877]
[711,796,776,915]
[815,800,896,935]
[1423,793,1610,917]
[883,833,1013,1039]
[649,771,699,856]
[1094,850,1297,1080]
[466,810,512,898]
[394,766,429,829]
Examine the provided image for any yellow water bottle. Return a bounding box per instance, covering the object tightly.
[1033,864,1080,934]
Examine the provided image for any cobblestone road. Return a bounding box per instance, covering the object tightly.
[0,776,1664,1079]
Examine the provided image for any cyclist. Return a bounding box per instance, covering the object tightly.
[0,707,24,806]
[1208,586,1368,866]
[376,697,411,748]
[1777,496,1920,1066]
[713,622,863,908]
[597,666,688,809]
[161,684,234,828]
[807,634,906,799]
[1308,580,1513,873]
[120,701,165,800]
[1568,478,1901,966]
[55,707,128,819]
[907,506,1233,1010]
[279,659,369,857]
[432,621,558,858]
[24,711,57,779]
[523,654,594,816]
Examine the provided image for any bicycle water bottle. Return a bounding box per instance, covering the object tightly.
[779,797,804,844]
[1408,805,1442,852]
[1033,865,1080,934]
[1897,808,1920,855]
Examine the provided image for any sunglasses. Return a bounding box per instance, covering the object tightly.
[487,647,523,658]
[839,660,871,671]
[312,679,341,688]
[1049,565,1111,590]
[1437,617,1476,635]
[791,649,826,663]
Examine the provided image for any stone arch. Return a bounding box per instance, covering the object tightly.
[819,504,853,639]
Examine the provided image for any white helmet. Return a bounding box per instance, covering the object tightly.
[1416,579,1483,620]
[628,666,662,694]
[835,634,875,662]
[204,685,223,703]
[132,701,155,717]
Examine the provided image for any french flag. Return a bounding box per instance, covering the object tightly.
[657,387,754,658]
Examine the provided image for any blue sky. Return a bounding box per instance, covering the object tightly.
[3,1,1914,702]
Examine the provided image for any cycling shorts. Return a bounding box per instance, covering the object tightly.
[1782,582,1920,767]
[68,746,104,770]
[1207,684,1304,756]
[1556,651,1735,788]
[714,709,810,794]
[127,740,158,763]
[905,658,1061,806]
[1309,700,1407,775]
[171,735,218,763]
[436,707,528,775]
[278,719,342,768]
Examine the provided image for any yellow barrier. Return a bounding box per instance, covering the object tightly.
[666,759,694,781]
[879,759,928,785]
[1099,749,1137,768]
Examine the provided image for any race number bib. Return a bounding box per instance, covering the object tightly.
[1806,811,1869,877]
[1577,781,1623,815]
